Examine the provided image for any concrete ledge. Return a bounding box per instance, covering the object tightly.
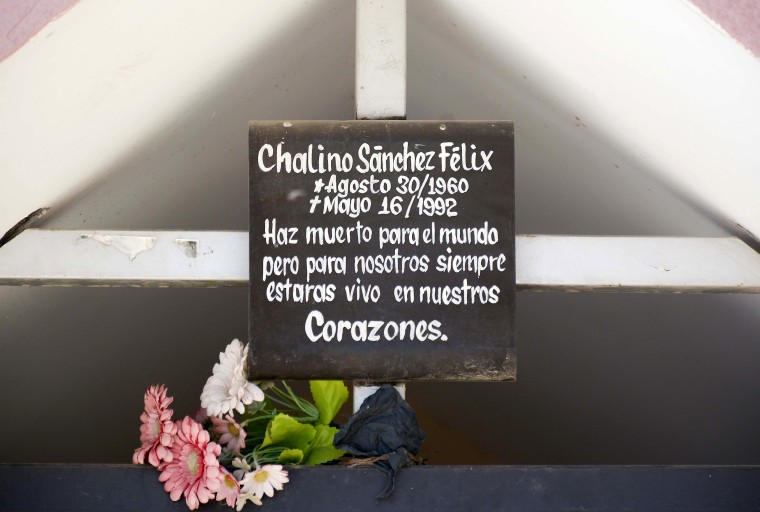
[2,464,759,511]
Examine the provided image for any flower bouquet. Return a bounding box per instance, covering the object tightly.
[132,339,348,510]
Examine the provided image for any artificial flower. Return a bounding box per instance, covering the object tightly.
[133,385,177,467]
[212,415,247,452]
[239,464,289,499]
[159,417,222,510]
[134,363,350,509]
[231,456,252,479]
[236,491,263,510]
[200,339,265,417]
[216,467,242,508]
[230,459,263,509]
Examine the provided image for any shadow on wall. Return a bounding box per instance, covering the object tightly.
[413,292,760,465]
[41,3,355,232]
[407,1,747,240]
[0,0,354,463]
[404,2,760,465]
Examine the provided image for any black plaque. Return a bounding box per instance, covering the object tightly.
[249,120,514,380]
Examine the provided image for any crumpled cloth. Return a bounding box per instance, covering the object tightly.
[334,385,425,499]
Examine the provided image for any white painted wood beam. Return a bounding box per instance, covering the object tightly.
[355,0,408,403]
[0,230,248,287]
[517,236,760,293]
[355,0,406,119]
[2,230,759,293]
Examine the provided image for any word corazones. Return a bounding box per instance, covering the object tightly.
[304,310,447,343]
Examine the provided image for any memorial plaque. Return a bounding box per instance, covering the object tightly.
[249,120,514,380]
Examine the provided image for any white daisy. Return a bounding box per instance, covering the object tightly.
[200,339,265,417]
[239,464,289,499]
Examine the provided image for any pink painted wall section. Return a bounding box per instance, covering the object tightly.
[0,0,79,62]
[1,1,757,63]
[690,0,760,58]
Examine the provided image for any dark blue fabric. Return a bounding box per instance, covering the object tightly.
[335,385,425,499]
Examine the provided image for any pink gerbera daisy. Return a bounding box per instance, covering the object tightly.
[211,415,247,452]
[215,467,242,508]
[133,385,177,467]
[159,417,222,510]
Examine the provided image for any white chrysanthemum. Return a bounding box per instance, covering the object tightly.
[200,339,265,417]
[239,464,289,499]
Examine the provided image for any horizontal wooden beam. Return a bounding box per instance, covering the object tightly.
[517,235,760,293]
[0,229,248,287]
[1,230,759,292]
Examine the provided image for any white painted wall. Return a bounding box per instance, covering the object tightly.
[1,0,759,464]
[0,1,309,237]
[3,0,759,242]
[413,0,760,243]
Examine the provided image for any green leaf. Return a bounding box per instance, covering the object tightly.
[303,425,345,466]
[309,380,348,425]
[277,449,304,464]
[261,413,316,450]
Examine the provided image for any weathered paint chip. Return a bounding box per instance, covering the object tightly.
[174,238,198,258]
[81,234,156,261]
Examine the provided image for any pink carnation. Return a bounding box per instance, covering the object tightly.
[211,415,247,453]
[133,385,177,467]
[159,417,222,510]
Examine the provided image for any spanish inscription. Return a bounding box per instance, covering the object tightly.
[249,121,515,380]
